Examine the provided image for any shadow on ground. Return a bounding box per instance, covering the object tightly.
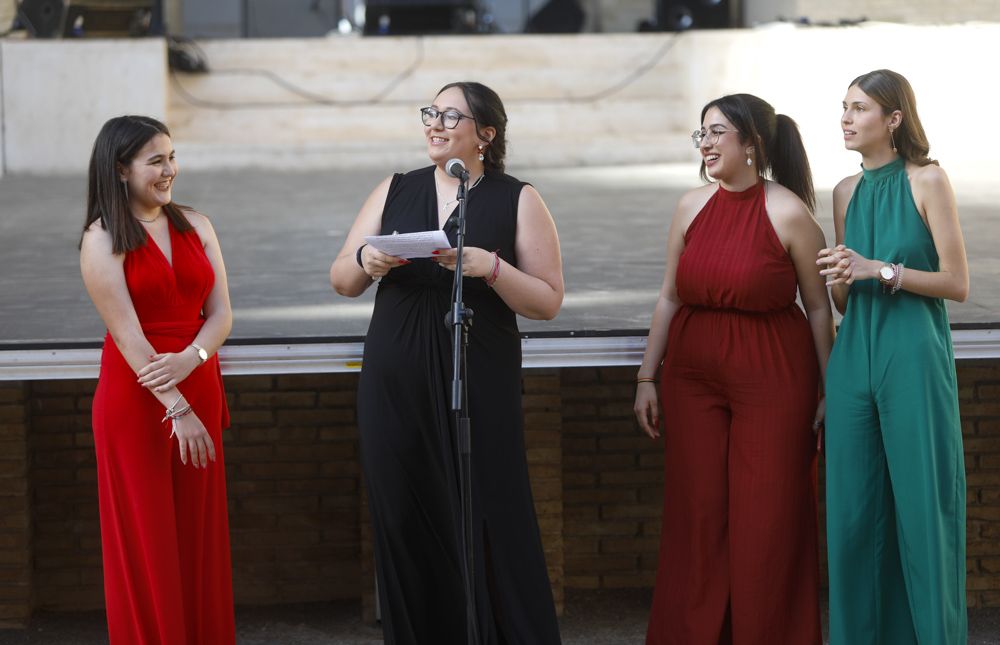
[0,589,998,644]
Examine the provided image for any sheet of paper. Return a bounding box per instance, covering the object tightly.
[364,230,452,259]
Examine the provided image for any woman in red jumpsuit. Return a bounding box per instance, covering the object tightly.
[634,94,834,644]
[80,116,235,644]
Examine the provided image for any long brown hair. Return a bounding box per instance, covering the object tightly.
[699,93,815,212]
[436,81,508,174]
[81,115,192,254]
[849,69,937,167]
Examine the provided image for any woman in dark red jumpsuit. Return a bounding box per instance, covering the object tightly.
[634,94,834,644]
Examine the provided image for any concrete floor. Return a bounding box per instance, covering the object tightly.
[1,590,998,644]
[0,163,997,345]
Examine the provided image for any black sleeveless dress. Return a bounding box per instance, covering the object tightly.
[357,166,562,645]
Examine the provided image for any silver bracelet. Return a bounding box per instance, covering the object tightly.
[161,395,190,423]
[891,263,904,295]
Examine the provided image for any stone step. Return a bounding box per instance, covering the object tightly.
[167,34,698,168]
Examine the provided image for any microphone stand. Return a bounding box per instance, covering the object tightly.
[444,170,479,645]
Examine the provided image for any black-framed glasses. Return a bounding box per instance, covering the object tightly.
[420,106,476,129]
[691,127,738,148]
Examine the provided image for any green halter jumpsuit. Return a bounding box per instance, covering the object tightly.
[825,157,967,644]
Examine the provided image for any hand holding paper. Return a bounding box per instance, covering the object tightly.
[365,230,453,259]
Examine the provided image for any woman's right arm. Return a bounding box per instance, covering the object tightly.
[633,192,698,439]
[80,224,215,468]
[330,176,408,297]
[81,224,163,377]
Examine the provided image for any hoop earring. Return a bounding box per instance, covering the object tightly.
[478,144,485,162]
[889,127,897,153]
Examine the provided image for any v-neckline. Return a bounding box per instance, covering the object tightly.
[145,218,175,271]
[431,169,484,231]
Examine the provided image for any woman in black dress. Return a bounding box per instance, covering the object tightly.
[330,82,564,644]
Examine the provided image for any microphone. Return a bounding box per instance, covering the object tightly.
[446,158,469,181]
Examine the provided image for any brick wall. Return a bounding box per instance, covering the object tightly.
[961,360,1000,609]
[561,367,661,590]
[21,369,563,622]
[559,362,1000,609]
[3,358,999,627]
[25,374,365,612]
[0,381,32,628]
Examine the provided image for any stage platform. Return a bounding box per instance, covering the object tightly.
[0,162,997,378]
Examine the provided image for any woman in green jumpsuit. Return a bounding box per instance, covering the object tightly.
[818,69,970,644]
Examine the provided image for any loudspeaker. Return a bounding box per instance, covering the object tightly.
[363,0,475,36]
[525,0,585,34]
[17,0,153,38]
[657,0,738,31]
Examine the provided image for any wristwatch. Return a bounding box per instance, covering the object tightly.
[878,264,896,286]
[190,343,208,364]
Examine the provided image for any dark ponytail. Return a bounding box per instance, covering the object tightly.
[699,94,815,212]
[770,113,815,213]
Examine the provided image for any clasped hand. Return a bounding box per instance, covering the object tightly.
[171,412,217,469]
[816,244,879,285]
[137,349,199,393]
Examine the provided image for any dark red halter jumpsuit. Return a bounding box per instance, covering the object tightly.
[646,182,822,645]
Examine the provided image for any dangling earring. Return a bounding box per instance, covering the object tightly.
[478,144,485,162]
[121,180,129,202]
[889,127,897,153]
[746,155,753,167]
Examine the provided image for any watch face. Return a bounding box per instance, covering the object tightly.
[880,265,894,281]
[198,348,208,361]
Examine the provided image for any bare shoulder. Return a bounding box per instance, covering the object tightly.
[765,181,812,226]
[833,172,862,204]
[908,162,951,191]
[517,183,551,217]
[369,174,396,202]
[674,183,717,226]
[180,208,211,229]
[179,208,219,246]
[518,182,543,202]
[80,219,112,253]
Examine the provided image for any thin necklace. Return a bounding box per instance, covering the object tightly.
[439,173,485,211]
[133,212,162,224]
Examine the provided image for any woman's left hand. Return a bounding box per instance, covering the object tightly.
[817,244,880,285]
[137,349,200,393]
[432,247,495,278]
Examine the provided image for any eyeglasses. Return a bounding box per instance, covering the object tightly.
[691,127,738,148]
[420,106,476,129]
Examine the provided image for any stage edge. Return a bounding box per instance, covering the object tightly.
[0,330,996,381]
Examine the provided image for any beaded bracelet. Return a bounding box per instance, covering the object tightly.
[891,263,905,295]
[484,252,501,287]
[355,244,368,269]
[160,393,193,423]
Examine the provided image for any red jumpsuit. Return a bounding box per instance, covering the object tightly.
[646,182,821,645]
[91,221,235,644]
